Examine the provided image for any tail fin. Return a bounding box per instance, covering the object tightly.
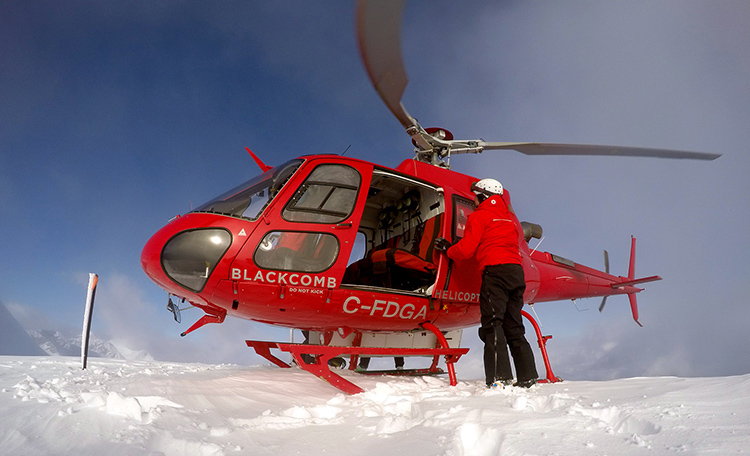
[627,236,643,327]
[601,236,661,325]
[628,293,643,327]
[628,236,636,280]
[599,236,661,327]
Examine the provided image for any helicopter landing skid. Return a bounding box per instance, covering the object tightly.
[521,309,563,384]
[246,313,558,394]
[245,340,468,395]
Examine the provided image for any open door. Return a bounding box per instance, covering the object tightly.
[342,168,444,295]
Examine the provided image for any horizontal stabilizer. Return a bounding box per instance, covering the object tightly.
[611,275,662,288]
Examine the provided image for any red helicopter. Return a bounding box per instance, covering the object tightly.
[141,0,720,394]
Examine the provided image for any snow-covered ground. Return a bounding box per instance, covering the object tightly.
[1,356,748,455]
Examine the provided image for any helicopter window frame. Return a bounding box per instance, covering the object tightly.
[451,195,476,241]
[365,168,445,249]
[347,230,370,266]
[253,230,340,274]
[371,169,438,190]
[192,158,304,221]
[282,164,362,224]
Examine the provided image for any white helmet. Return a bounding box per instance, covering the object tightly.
[472,178,504,197]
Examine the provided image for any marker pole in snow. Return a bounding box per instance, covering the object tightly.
[81,273,98,370]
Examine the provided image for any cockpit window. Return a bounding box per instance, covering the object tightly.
[282,164,361,223]
[193,159,303,220]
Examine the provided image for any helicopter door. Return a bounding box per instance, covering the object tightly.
[342,169,444,294]
[441,195,482,300]
[230,160,366,294]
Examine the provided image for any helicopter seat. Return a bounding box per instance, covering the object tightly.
[344,214,443,291]
[343,247,436,291]
[407,213,443,264]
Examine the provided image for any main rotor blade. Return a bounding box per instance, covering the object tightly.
[475,142,721,161]
[355,1,721,164]
[356,0,416,130]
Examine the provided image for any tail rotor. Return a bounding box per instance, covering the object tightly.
[598,250,610,312]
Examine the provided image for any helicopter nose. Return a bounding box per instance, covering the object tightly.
[142,228,232,293]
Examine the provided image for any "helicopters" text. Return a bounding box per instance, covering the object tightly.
[342,296,428,320]
[231,268,337,288]
[432,290,480,303]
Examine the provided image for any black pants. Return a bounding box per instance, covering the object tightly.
[478,264,538,386]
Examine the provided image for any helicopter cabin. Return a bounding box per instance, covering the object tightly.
[342,168,444,294]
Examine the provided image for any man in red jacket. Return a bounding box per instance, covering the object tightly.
[435,178,538,388]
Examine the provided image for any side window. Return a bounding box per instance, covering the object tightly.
[347,231,368,266]
[452,196,475,241]
[282,164,361,223]
[254,231,339,273]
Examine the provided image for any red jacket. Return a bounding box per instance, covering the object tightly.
[447,193,522,269]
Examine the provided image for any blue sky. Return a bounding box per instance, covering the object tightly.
[2,1,749,380]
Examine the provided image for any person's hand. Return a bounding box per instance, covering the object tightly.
[434,237,452,253]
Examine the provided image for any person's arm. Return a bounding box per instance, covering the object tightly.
[447,213,484,261]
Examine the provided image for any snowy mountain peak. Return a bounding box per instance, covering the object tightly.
[0,299,46,356]
[27,329,153,361]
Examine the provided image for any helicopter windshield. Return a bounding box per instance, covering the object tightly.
[193,159,304,220]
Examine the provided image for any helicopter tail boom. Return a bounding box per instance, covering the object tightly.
[532,236,660,326]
